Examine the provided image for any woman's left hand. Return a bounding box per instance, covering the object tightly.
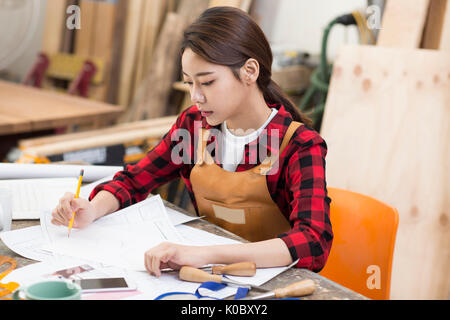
[144,242,210,277]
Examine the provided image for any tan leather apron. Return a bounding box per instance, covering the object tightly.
[190,121,303,242]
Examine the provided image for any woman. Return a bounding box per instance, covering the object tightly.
[51,7,333,277]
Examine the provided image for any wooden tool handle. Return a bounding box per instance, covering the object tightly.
[211,262,257,276]
[179,266,223,284]
[274,279,316,298]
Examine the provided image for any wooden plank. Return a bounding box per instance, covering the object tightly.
[441,1,450,49]
[377,0,431,48]
[422,0,447,49]
[320,45,450,299]
[41,0,67,53]
[89,1,117,102]
[106,0,128,105]
[133,0,168,98]
[167,0,177,12]
[73,1,117,102]
[117,0,144,108]
[74,0,96,57]
[18,116,177,149]
[422,0,450,50]
[0,114,32,136]
[90,1,116,59]
[132,0,155,95]
[177,0,210,24]
[209,0,252,11]
[126,12,188,121]
[23,126,172,158]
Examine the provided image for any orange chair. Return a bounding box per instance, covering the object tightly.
[320,187,399,300]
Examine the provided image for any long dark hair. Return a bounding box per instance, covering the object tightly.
[181,6,312,127]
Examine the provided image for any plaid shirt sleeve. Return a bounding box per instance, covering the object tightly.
[89,114,188,208]
[278,130,333,272]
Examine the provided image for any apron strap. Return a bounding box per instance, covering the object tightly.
[196,128,211,165]
[255,121,303,175]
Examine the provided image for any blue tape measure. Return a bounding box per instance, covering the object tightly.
[155,282,249,300]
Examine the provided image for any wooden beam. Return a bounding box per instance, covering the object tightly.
[106,0,128,105]
[441,1,450,50]
[133,0,169,98]
[177,0,210,25]
[41,0,67,53]
[18,116,177,149]
[209,0,252,11]
[422,0,450,50]
[125,12,188,121]
[377,0,431,48]
[22,126,172,158]
[89,1,117,102]
[117,0,144,108]
[74,0,96,57]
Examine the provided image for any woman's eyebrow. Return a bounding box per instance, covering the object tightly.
[182,71,215,77]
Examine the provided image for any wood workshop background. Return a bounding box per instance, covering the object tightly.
[0,0,448,300]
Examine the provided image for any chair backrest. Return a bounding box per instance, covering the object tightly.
[320,187,399,300]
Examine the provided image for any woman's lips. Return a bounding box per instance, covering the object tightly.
[201,111,213,117]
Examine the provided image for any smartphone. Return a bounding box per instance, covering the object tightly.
[75,277,137,293]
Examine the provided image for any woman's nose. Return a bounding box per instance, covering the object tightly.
[191,86,206,104]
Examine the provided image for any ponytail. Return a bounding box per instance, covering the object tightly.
[264,80,313,127]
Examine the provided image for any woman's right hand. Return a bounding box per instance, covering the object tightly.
[51,192,97,229]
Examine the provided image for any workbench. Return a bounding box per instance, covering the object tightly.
[0,80,123,135]
[0,200,369,300]
[0,80,124,161]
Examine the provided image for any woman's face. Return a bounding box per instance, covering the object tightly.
[181,48,249,127]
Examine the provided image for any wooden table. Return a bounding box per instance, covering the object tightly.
[0,80,124,135]
[0,201,369,300]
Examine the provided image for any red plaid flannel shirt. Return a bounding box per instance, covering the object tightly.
[90,104,333,272]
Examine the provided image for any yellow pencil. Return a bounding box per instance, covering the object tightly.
[68,169,84,238]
